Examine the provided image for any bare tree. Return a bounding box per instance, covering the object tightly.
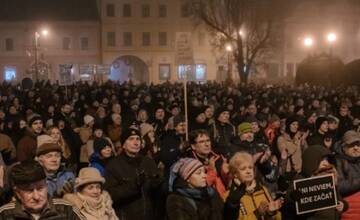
[188,0,293,84]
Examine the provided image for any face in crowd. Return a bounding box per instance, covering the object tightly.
[240,131,254,143]
[155,108,165,120]
[319,121,329,134]
[230,153,255,185]
[80,183,102,200]
[14,180,48,214]
[204,106,214,119]
[123,135,141,157]
[191,133,212,158]
[38,151,61,174]
[31,120,43,134]
[187,166,207,188]
[218,111,230,124]
[175,122,187,135]
[345,141,360,158]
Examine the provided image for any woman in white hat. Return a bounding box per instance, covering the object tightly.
[63,167,119,220]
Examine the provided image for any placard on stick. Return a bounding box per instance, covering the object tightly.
[294,174,337,215]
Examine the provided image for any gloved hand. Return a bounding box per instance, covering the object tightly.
[57,180,74,197]
[227,181,245,205]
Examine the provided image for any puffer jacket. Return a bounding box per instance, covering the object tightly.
[47,166,76,198]
[334,142,360,220]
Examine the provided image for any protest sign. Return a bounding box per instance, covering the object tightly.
[294,174,337,215]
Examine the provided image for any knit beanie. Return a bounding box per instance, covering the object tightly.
[28,114,42,126]
[121,128,141,145]
[173,114,185,128]
[75,167,105,189]
[214,106,229,120]
[83,114,94,125]
[93,138,110,153]
[36,143,62,156]
[315,116,328,131]
[11,160,46,186]
[140,123,154,137]
[168,158,204,192]
[37,135,54,147]
[238,122,253,134]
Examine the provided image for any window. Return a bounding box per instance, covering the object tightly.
[177,65,193,80]
[198,32,205,46]
[142,4,150,17]
[80,37,89,50]
[142,32,151,46]
[159,4,167,17]
[123,4,131,17]
[5,38,14,51]
[159,64,171,80]
[159,32,167,46]
[62,37,71,50]
[107,32,116,46]
[4,66,16,81]
[123,32,132,46]
[181,3,191,17]
[195,64,206,80]
[106,4,115,17]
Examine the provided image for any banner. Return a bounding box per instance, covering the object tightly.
[175,32,194,65]
[59,64,73,86]
[294,174,337,215]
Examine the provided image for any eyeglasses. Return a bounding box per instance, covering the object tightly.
[196,139,211,144]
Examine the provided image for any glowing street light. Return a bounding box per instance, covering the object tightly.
[41,29,49,36]
[226,44,232,52]
[327,33,337,43]
[225,44,233,81]
[304,37,314,47]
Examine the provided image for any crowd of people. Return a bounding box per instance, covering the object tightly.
[0,79,359,220]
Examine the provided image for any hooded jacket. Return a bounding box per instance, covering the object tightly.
[334,141,360,220]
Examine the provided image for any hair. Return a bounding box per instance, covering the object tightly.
[189,129,210,145]
[229,152,254,176]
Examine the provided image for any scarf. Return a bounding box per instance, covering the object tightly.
[76,192,118,220]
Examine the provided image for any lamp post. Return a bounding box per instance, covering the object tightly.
[225,44,232,81]
[34,29,48,81]
[326,33,336,56]
[303,37,314,57]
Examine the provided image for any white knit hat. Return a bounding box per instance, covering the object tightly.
[140,123,154,137]
[83,114,94,125]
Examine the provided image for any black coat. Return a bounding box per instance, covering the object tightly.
[104,153,163,220]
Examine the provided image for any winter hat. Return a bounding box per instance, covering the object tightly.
[121,128,141,145]
[168,158,203,191]
[327,115,339,124]
[301,145,332,177]
[83,114,94,125]
[27,114,42,126]
[37,135,54,147]
[343,130,360,146]
[140,123,154,137]
[215,106,230,120]
[285,116,299,136]
[238,122,253,134]
[315,116,328,131]
[173,114,185,128]
[111,113,121,122]
[11,160,46,186]
[93,138,111,153]
[36,143,62,156]
[75,167,105,189]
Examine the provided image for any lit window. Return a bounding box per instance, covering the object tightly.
[195,64,206,80]
[4,67,16,81]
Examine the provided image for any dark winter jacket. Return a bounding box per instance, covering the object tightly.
[16,129,39,162]
[209,121,236,158]
[166,178,223,220]
[0,198,85,220]
[104,153,163,220]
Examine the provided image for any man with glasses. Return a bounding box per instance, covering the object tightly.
[335,130,360,219]
[0,160,84,219]
[183,129,229,199]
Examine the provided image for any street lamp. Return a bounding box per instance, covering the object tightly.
[225,44,232,81]
[34,29,49,81]
[326,33,336,56]
[303,37,314,57]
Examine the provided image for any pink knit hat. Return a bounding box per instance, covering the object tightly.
[172,158,203,180]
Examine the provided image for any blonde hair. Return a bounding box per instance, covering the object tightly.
[229,152,254,176]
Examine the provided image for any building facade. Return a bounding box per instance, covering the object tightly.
[0,0,100,83]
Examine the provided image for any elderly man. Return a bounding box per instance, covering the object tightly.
[104,128,163,220]
[36,141,75,198]
[0,160,84,219]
